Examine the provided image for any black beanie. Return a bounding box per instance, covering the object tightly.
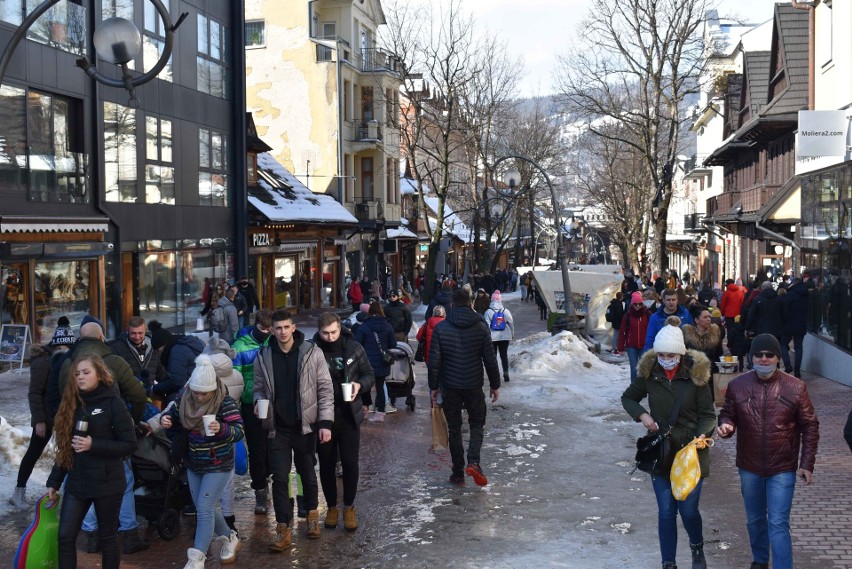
[749,334,782,359]
[148,320,172,350]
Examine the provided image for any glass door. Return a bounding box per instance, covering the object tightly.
[274,256,297,309]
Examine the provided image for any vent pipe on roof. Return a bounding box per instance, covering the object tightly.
[791,0,819,110]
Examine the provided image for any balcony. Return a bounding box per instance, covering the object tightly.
[708,191,740,218]
[349,48,400,73]
[354,198,384,223]
[353,120,382,142]
[741,184,781,212]
[683,213,705,232]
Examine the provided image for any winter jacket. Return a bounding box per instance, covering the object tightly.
[108,333,166,391]
[347,282,363,304]
[483,301,514,342]
[165,393,244,474]
[312,328,375,425]
[153,334,205,403]
[621,350,716,477]
[46,383,137,498]
[720,283,745,318]
[27,345,53,427]
[718,369,819,476]
[384,299,413,335]
[231,327,270,405]
[606,298,625,329]
[427,306,500,392]
[697,286,715,307]
[214,296,240,343]
[237,282,260,313]
[682,324,726,374]
[725,318,750,357]
[354,316,396,377]
[425,289,453,320]
[253,330,334,437]
[643,305,694,352]
[416,316,445,364]
[782,282,809,337]
[746,288,784,337]
[618,306,650,351]
[57,337,147,423]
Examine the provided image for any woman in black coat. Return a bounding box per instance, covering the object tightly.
[47,354,137,569]
[354,301,396,422]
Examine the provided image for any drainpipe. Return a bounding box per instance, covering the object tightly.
[755,220,801,251]
[791,0,819,110]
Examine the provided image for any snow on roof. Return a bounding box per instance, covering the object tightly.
[387,226,418,239]
[401,176,430,195]
[250,153,358,224]
[423,196,474,241]
[740,19,773,52]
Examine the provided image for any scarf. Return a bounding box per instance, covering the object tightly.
[179,380,227,432]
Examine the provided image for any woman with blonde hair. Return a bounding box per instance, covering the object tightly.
[47,355,137,569]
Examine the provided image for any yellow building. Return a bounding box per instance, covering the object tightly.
[245,0,402,282]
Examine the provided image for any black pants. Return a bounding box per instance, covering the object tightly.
[58,491,122,569]
[241,403,269,491]
[492,341,509,376]
[268,427,318,525]
[317,415,361,507]
[17,428,52,487]
[442,387,487,476]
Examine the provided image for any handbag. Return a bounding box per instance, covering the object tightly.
[234,439,248,476]
[373,331,395,364]
[670,437,713,500]
[414,338,426,362]
[14,493,61,569]
[633,382,687,476]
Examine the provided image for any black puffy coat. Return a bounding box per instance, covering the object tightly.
[425,290,453,319]
[746,288,784,337]
[313,328,375,425]
[384,300,412,335]
[782,282,809,337]
[153,334,205,403]
[354,315,396,377]
[427,306,500,391]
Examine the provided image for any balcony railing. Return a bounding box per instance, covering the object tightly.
[741,184,781,212]
[354,198,384,222]
[706,183,782,218]
[352,120,383,142]
[348,48,400,73]
[684,213,705,232]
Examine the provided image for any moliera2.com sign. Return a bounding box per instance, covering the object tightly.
[796,110,848,158]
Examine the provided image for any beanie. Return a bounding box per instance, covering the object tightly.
[491,290,502,302]
[57,316,70,327]
[187,355,218,392]
[80,314,104,331]
[631,292,643,305]
[204,337,237,360]
[148,321,172,350]
[359,303,370,313]
[50,324,76,346]
[749,333,782,359]
[653,316,686,355]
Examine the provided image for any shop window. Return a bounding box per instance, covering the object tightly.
[33,259,91,344]
[143,0,172,81]
[199,127,228,206]
[104,101,138,202]
[274,257,296,308]
[145,115,174,204]
[198,14,227,98]
[0,85,27,193]
[138,251,178,329]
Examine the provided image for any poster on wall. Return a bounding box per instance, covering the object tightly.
[0,324,29,371]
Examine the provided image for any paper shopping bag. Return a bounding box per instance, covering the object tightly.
[14,493,61,569]
[431,406,449,450]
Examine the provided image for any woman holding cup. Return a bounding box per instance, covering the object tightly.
[313,312,375,531]
[160,355,244,569]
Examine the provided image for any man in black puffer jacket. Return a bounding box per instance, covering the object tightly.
[383,290,412,342]
[428,288,500,487]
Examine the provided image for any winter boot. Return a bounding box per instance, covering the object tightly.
[121,528,150,554]
[182,547,206,569]
[690,542,706,569]
[661,563,677,569]
[503,371,510,383]
[254,488,268,515]
[84,530,100,554]
[749,563,769,569]
[268,523,292,552]
[343,506,357,532]
[306,510,321,539]
[219,529,242,564]
[224,515,237,534]
[324,507,339,528]
[8,487,27,510]
[368,411,385,423]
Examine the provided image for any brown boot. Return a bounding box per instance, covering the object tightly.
[343,506,357,532]
[306,510,321,539]
[324,507,339,529]
[268,523,291,552]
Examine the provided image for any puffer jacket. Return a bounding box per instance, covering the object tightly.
[384,299,412,335]
[312,328,375,425]
[425,289,453,319]
[232,327,269,405]
[782,282,809,337]
[622,350,716,477]
[416,316,444,364]
[253,330,334,437]
[427,306,500,391]
[746,288,785,336]
[720,283,745,318]
[643,304,694,352]
[354,315,396,377]
[718,369,819,476]
[153,334,205,403]
[618,305,650,351]
[483,301,514,342]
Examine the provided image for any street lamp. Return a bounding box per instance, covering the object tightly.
[0,0,186,107]
[494,155,577,320]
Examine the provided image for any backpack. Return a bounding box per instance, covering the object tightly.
[490,310,506,331]
[211,306,228,333]
[605,304,614,323]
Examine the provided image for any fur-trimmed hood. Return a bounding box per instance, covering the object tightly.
[636,348,711,387]
[681,324,723,352]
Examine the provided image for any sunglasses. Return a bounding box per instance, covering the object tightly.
[753,351,777,359]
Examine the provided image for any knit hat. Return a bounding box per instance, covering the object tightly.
[491,290,502,302]
[80,314,104,332]
[389,290,401,297]
[204,337,236,360]
[148,321,172,350]
[630,292,643,305]
[187,355,218,392]
[50,324,76,346]
[359,303,370,313]
[749,333,782,359]
[653,316,686,355]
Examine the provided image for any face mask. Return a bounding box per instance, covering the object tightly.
[643,300,654,308]
[753,363,777,377]
[253,328,271,343]
[657,356,680,370]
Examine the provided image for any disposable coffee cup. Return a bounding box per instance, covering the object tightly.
[202,414,216,436]
[257,399,270,419]
[341,383,354,402]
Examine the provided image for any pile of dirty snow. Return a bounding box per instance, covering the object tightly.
[0,417,53,516]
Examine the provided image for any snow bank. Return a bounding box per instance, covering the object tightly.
[0,417,53,516]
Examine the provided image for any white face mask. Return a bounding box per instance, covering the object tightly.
[753,363,777,377]
[657,356,681,370]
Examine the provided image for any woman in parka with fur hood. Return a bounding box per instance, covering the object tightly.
[621,316,716,569]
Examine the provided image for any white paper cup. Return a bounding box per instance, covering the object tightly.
[257,399,270,419]
[341,383,354,402]
[202,414,216,436]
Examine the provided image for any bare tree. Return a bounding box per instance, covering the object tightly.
[556,0,708,272]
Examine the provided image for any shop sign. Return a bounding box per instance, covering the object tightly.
[252,233,271,247]
[796,111,848,157]
[43,242,111,257]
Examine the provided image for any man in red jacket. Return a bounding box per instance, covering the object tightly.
[720,278,744,320]
[717,334,819,569]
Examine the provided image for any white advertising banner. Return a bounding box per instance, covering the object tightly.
[796,110,848,157]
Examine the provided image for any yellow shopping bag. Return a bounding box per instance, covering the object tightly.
[670,437,713,501]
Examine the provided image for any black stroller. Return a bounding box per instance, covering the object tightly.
[131,428,191,540]
[386,341,416,411]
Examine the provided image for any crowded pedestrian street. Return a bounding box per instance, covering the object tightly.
[1,292,849,568]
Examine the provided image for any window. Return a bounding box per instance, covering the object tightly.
[245,20,264,47]
[199,127,228,206]
[103,101,138,203]
[361,87,373,121]
[247,152,257,184]
[198,14,227,98]
[1,1,87,55]
[145,116,174,204]
[143,0,172,81]
[0,85,27,193]
[317,22,335,61]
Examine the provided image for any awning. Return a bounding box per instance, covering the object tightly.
[386,226,418,240]
[758,176,801,223]
[0,215,110,234]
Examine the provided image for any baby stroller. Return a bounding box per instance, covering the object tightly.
[386,341,416,411]
[131,427,191,540]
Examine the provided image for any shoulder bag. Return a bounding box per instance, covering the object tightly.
[373,331,395,364]
[633,382,687,476]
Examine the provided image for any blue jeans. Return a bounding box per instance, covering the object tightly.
[626,347,642,383]
[651,476,704,564]
[82,458,137,532]
[187,469,233,552]
[739,469,796,569]
[611,329,619,352]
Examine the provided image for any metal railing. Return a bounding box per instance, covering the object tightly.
[353,120,383,142]
[348,48,399,73]
[354,198,384,222]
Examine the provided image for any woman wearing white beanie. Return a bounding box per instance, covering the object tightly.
[621,316,716,569]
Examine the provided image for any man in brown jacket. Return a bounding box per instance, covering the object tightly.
[717,334,819,569]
